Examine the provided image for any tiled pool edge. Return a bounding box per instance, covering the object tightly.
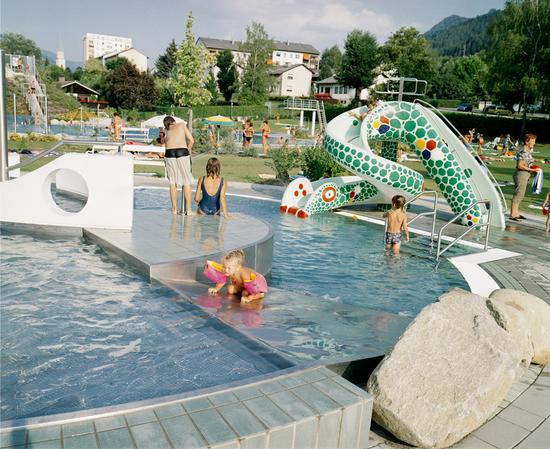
[0,366,373,449]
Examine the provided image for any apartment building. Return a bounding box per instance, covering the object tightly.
[83,33,132,61]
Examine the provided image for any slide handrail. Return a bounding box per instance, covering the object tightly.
[413,99,507,211]
[436,199,492,260]
[405,190,438,246]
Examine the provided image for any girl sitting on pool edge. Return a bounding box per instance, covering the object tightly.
[206,250,268,303]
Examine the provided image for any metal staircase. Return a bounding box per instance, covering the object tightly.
[283,98,327,132]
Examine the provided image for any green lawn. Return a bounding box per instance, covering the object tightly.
[13,140,550,213]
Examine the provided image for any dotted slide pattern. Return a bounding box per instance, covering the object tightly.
[303,180,378,215]
[363,101,482,226]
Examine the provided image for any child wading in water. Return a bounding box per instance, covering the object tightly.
[194,157,229,217]
[208,250,267,303]
[383,195,409,254]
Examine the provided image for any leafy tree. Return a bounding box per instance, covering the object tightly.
[216,49,238,102]
[432,55,487,101]
[105,57,129,72]
[43,64,72,82]
[378,27,436,86]
[105,59,158,110]
[80,58,106,93]
[171,11,213,107]
[485,0,550,131]
[155,77,176,107]
[155,39,178,78]
[72,66,84,81]
[319,45,342,80]
[205,69,219,103]
[337,30,378,102]
[0,32,42,59]
[238,22,274,104]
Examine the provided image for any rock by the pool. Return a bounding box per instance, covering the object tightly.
[366,288,530,449]
[490,288,550,365]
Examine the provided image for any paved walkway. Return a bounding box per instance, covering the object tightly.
[136,176,550,448]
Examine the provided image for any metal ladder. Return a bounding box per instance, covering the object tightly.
[384,190,438,246]
[316,100,327,132]
[436,199,492,260]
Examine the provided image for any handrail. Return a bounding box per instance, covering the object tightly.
[8,140,125,171]
[383,190,438,247]
[436,199,492,260]
[405,190,438,246]
[413,98,507,211]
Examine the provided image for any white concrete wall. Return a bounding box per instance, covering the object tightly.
[118,49,148,72]
[0,153,134,229]
[272,50,303,66]
[278,65,312,97]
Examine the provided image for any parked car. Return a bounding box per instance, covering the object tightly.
[483,104,512,114]
[456,103,473,112]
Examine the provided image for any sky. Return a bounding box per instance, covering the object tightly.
[1,0,507,66]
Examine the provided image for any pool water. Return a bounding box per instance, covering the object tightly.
[136,189,467,317]
[0,235,283,422]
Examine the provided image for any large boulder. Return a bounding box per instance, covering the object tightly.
[490,288,550,365]
[366,288,530,449]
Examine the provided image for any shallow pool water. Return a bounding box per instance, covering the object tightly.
[136,189,467,317]
[0,235,281,422]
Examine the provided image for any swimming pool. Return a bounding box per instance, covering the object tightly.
[1,188,468,422]
[0,234,284,422]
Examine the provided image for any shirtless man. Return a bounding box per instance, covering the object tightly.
[163,116,195,215]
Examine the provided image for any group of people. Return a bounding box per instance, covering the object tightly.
[241,119,271,154]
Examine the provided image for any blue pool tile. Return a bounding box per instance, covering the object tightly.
[217,403,266,437]
[125,410,158,426]
[208,391,239,407]
[63,433,98,449]
[154,403,186,420]
[0,430,26,447]
[278,374,308,389]
[27,439,61,449]
[182,397,213,413]
[62,421,95,438]
[243,397,293,428]
[313,378,362,407]
[161,415,206,449]
[318,411,342,449]
[293,418,317,449]
[294,368,328,384]
[94,415,127,432]
[290,384,340,414]
[338,403,362,449]
[258,381,285,395]
[267,426,294,449]
[268,390,315,420]
[27,427,60,444]
[233,386,263,401]
[189,409,237,446]
[241,434,266,449]
[97,428,134,449]
[130,422,171,449]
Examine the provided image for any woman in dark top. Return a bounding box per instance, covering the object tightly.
[194,157,230,217]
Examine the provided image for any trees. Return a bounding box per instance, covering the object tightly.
[216,49,239,102]
[105,57,129,72]
[378,27,436,86]
[105,60,158,110]
[79,59,106,93]
[432,55,488,102]
[319,45,342,80]
[205,69,219,103]
[0,32,42,59]
[155,39,178,78]
[337,30,378,102]
[238,22,274,104]
[171,11,213,107]
[485,0,550,131]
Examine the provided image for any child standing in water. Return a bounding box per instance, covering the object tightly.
[383,195,409,254]
[208,250,267,303]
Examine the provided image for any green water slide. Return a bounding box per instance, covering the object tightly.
[281,101,505,228]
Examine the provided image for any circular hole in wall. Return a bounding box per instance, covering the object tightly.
[49,169,89,214]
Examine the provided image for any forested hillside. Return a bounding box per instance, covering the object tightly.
[424,9,501,56]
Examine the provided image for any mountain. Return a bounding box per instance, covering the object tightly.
[41,49,82,71]
[424,9,501,56]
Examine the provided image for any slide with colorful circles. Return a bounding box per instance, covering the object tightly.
[280,101,505,228]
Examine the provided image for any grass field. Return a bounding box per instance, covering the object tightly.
[12,140,550,214]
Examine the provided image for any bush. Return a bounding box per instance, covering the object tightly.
[192,129,211,154]
[241,146,259,158]
[265,144,301,183]
[300,146,345,181]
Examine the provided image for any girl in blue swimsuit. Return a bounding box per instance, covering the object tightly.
[195,157,230,217]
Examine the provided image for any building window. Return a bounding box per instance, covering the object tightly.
[286,88,293,92]
[276,52,281,56]
[287,75,293,80]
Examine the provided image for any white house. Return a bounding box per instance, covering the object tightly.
[315,76,369,104]
[197,37,320,71]
[270,64,312,97]
[100,48,148,72]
